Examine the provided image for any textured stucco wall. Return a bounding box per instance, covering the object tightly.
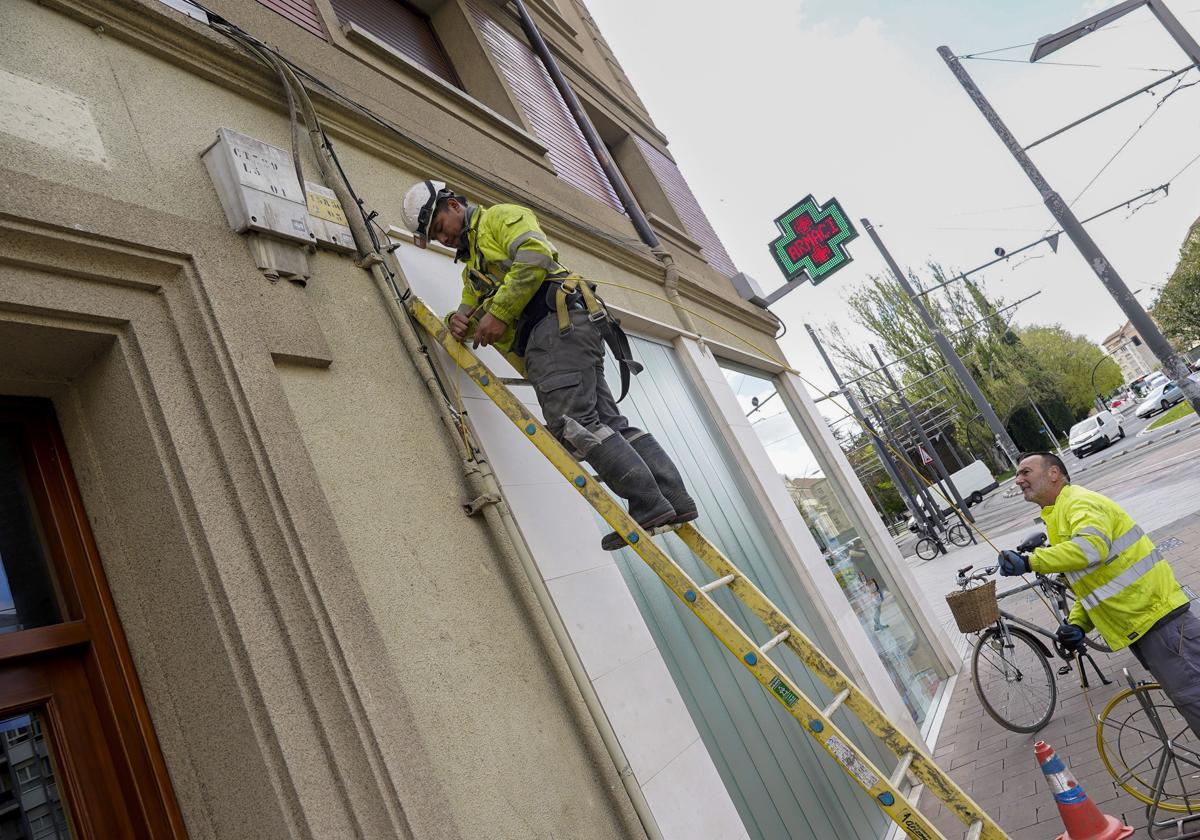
[0,0,716,836]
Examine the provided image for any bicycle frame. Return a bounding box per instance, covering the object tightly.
[978,572,1113,687]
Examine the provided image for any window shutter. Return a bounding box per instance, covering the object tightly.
[255,0,328,41]
[330,0,461,88]
[466,2,621,212]
[634,136,737,277]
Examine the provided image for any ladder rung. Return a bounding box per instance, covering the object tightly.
[759,630,789,654]
[700,574,736,593]
[822,688,851,718]
[965,820,983,840]
[890,751,915,788]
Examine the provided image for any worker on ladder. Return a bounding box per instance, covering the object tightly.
[401,180,698,550]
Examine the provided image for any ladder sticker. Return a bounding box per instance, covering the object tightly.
[824,734,880,790]
[769,676,799,708]
[897,811,933,840]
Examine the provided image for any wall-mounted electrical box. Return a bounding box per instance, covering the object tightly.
[202,128,357,283]
[304,181,355,253]
[203,128,312,245]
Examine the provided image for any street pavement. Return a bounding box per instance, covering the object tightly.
[900,415,1200,838]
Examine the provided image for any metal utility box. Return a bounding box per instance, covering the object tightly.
[202,128,312,245]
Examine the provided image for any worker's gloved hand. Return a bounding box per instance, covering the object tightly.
[1056,623,1086,652]
[473,313,507,348]
[997,549,1030,577]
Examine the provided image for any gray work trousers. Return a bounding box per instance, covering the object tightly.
[523,309,640,459]
[1130,604,1200,739]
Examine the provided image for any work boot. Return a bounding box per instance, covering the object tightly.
[629,434,699,527]
[584,433,676,551]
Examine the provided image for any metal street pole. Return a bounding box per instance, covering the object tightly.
[938,46,1200,417]
[861,218,1023,465]
[804,324,939,541]
[1028,397,1066,459]
[859,385,949,546]
[870,343,976,528]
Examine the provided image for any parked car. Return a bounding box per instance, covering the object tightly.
[1135,381,1185,418]
[1069,410,1124,458]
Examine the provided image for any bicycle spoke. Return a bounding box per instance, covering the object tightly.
[1106,714,1167,743]
[1113,747,1166,784]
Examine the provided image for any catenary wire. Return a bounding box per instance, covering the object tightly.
[961,56,1176,72]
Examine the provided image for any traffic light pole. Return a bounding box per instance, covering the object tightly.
[938,46,1200,418]
[861,219,1023,466]
[870,343,976,529]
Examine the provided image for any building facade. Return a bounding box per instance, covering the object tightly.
[1103,320,1160,385]
[0,1,958,838]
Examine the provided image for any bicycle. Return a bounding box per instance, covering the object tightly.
[947,531,1113,733]
[914,513,973,561]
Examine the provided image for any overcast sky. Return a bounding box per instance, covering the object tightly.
[587,0,1200,422]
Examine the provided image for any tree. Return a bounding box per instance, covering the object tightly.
[1017,326,1123,414]
[822,268,1122,474]
[823,266,1036,472]
[1156,218,1200,350]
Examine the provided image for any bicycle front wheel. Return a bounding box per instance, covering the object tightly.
[1097,682,1200,813]
[971,625,1057,733]
[915,536,939,561]
[948,522,972,547]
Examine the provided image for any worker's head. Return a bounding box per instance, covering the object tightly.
[1015,451,1070,507]
[401,180,467,249]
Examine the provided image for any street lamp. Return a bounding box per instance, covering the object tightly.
[1091,352,1116,412]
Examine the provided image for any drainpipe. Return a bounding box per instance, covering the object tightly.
[274,60,664,840]
[511,0,698,334]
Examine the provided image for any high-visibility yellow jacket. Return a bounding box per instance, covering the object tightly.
[1030,483,1188,650]
[444,203,563,354]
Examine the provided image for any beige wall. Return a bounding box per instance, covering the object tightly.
[0,0,787,836]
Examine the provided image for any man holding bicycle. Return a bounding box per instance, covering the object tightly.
[1000,451,1200,737]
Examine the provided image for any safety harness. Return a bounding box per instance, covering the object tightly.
[460,215,644,402]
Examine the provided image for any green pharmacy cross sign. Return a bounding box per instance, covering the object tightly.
[768,195,858,285]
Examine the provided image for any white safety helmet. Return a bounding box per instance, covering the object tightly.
[401,179,453,248]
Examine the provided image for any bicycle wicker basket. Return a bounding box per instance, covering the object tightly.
[945,580,999,634]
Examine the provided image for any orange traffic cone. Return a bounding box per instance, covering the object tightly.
[1035,741,1132,840]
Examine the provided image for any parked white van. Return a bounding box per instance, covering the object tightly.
[907,460,999,530]
[1068,410,1124,458]
[934,459,999,508]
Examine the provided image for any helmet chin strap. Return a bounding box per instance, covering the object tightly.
[453,217,471,263]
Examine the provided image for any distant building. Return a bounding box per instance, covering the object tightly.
[785,476,855,542]
[1103,320,1159,384]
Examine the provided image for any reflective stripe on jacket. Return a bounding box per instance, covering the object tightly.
[1030,483,1188,650]
[445,203,563,354]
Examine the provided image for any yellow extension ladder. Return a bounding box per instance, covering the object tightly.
[407,295,1006,840]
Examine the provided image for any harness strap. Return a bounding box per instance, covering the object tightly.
[548,273,642,402]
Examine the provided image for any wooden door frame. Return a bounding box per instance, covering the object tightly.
[0,395,187,838]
